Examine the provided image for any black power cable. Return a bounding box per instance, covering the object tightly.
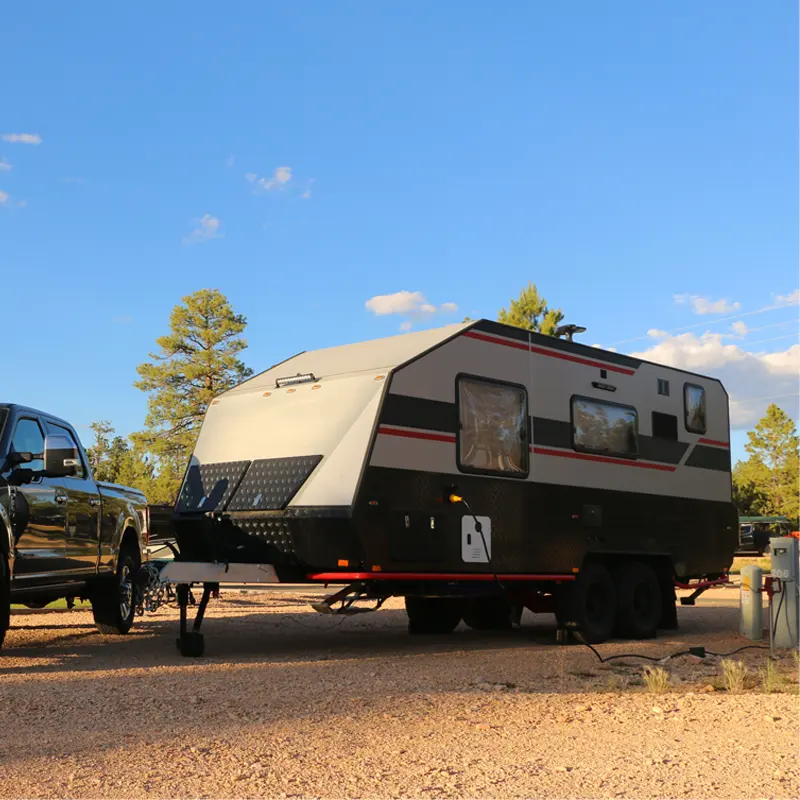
[572,630,771,663]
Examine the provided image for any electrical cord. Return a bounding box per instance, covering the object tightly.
[572,631,770,662]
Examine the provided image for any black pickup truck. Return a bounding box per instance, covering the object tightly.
[0,404,148,650]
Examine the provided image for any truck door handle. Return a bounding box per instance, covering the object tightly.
[55,494,68,505]
[89,498,101,507]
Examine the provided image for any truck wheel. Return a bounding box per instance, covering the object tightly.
[92,545,139,635]
[613,561,661,640]
[556,562,617,644]
[0,554,10,651]
[405,597,462,634]
[462,596,513,630]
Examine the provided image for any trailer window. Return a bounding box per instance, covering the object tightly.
[572,397,638,457]
[457,376,529,477]
[684,383,707,434]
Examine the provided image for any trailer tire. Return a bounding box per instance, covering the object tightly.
[556,562,616,644]
[462,596,513,630]
[405,597,462,634]
[0,554,9,651]
[613,561,661,640]
[92,545,139,636]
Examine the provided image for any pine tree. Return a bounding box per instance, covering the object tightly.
[739,404,799,522]
[132,289,253,502]
[497,283,564,335]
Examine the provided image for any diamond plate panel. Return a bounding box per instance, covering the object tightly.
[176,460,250,512]
[226,455,323,511]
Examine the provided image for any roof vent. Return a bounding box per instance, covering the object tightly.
[554,323,587,342]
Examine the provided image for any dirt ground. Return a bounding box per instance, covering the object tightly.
[0,586,797,799]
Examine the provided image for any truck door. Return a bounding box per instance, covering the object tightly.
[44,421,100,575]
[7,417,68,584]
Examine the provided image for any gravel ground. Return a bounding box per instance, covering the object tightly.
[0,587,797,799]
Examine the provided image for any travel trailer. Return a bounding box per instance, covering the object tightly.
[157,319,737,655]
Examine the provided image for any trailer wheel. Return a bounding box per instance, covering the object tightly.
[556,563,616,644]
[462,596,513,630]
[92,545,139,635]
[405,597,462,634]
[613,561,661,639]
[0,554,10,651]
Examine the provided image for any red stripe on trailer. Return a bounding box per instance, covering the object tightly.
[533,446,677,471]
[378,426,457,443]
[307,572,577,582]
[698,438,729,448]
[462,331,636,375]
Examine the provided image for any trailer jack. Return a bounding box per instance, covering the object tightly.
[176,582,217,657]
[311,582,386,616]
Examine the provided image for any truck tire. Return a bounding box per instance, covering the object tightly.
[92,545,139,635]
[0,554,9,651]
[556,562,617,644]
[462,596,513,630]
[405,597,462,634]
[613,561,661,640]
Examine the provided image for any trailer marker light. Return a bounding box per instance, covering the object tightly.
[338,559,349,567]
[287,388,296,393]
[211,400,220,405]
[372,565,382,572]
[448,493,463,504]
[368,500,378,506]
[263,392,271,397]
[572,567,580,573]
[375,375,385,381]
[312,384,321,390]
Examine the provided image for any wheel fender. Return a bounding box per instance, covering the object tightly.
[109,502,144,567]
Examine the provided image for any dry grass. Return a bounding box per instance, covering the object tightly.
[642,666,671,693]
[758,658,781,693]
[721,659,749,692]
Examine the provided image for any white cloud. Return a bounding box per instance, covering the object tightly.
[775,289,800,306]
[647,328,669,339]
[1,133,42,145]
[226,154,235,168]
[244,172,257,184]
[0,158,11,171]
[183,213,222,245]
[257,166,292,190]
[365,290,459,330]
[674,294,741,315]
[729,321,748,338]
[366,290,427,315]
[0,189,9,205]
[630,332,799,428]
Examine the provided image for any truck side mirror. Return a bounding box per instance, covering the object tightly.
[43,434,79,478]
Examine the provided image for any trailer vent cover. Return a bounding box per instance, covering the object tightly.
[227,455,323,511]
[176,460,251,513]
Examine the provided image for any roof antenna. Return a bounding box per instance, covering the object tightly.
[554,323,587,342]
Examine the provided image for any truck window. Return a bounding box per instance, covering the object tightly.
[457,376,529,477]
[45,421,86,478]
[572,397,638,458]
[11,418,45,471]
[684,383,707,434]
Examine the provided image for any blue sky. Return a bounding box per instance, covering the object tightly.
[1,1,797,466]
